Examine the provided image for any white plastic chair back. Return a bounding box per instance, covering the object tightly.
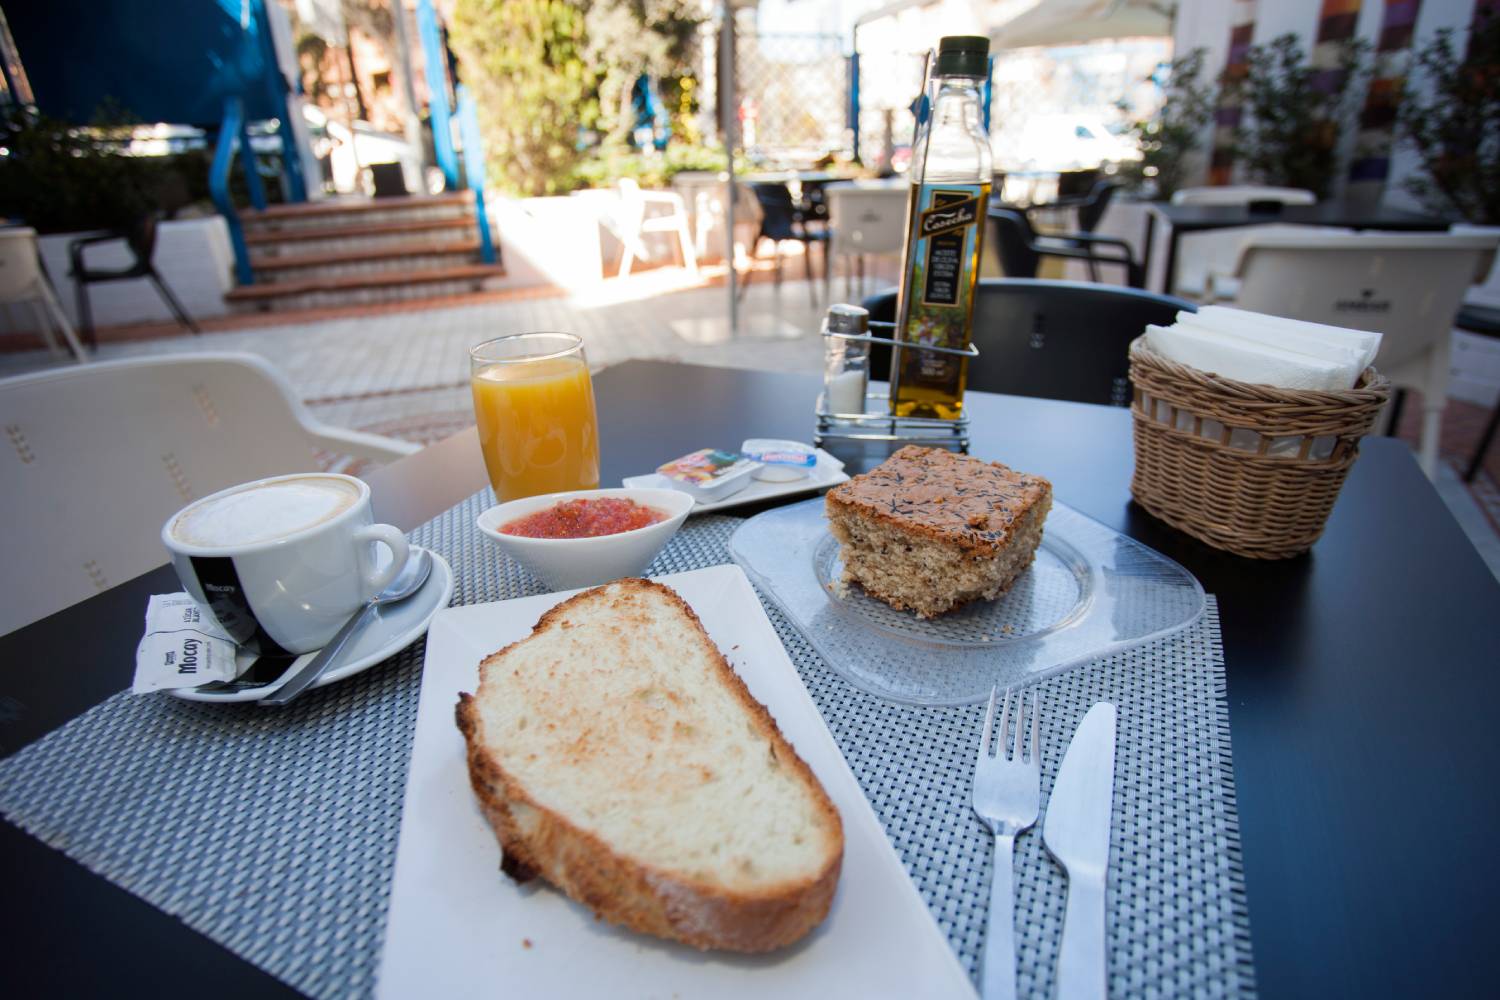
[827,185,908,258]
[0,227,44,301]
[1230,231,1497,372]
[1452,223,1500,304]
[0,352,414,636]
[1176,224,1351,300]
[614,177,647,232]
[1171,186,1318,207]
[1229,230,1498,476]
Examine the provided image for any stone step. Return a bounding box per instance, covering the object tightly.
[225,263,507,313]
[240,193,474,232]
[245,217,477,255]
[250,240,483,283]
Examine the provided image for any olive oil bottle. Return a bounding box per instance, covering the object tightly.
[890,35,992,420]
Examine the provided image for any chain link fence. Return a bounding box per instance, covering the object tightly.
[734,31,849,164]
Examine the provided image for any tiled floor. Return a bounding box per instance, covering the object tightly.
[6,270,1497,579]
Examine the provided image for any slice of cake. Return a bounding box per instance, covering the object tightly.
[825,446,1053,618]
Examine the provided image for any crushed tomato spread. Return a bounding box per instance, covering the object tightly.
[501,498,666,539]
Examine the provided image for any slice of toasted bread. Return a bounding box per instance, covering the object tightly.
[455,577,844,952]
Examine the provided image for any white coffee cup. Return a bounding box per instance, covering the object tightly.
[162,473,410,655]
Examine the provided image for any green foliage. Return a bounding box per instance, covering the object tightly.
[570,141,742,189]
[449,0,597,196]
[586,1,704,146]
[449,0,705,196]
[0,108,271,233]
[1225,33,1371,199]
[1397,11,1500,223]
[1,110,159,233]
[1121,49,1217,200]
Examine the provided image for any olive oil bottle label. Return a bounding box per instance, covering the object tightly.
[892,181,989,419]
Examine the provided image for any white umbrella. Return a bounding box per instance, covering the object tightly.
[990,0,1174,50]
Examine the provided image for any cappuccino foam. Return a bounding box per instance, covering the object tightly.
[172,477,361,548]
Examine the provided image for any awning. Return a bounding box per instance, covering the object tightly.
[989,0,1174,50]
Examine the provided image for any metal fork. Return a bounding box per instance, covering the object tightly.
[972,686,1042,1000]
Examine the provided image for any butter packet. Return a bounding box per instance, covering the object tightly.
[742,439,816,482]
[132,594,241,694]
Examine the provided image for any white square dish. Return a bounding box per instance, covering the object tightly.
[622,449,849,513]
[377,563,974,999]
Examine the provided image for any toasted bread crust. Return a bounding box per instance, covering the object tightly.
[455,578,844,952]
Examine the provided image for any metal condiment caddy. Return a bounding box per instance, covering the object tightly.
[815,304,976,450]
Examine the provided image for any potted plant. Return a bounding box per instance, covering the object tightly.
[1396,10,1500,223]
[1224,33,1371,199]
[1121,48,1218,201]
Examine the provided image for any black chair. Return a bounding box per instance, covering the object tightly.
[742,183,829,305]
[68,212,200,346]
[1055,169,1101,200]
[990,206,1143,288]
[1026,181,1120,281]
[861,278,1196,407]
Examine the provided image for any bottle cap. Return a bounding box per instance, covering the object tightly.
[936,35,990,78]
[826,303,869,335]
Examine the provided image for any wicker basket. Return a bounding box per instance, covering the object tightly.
[1128,337,1391,559]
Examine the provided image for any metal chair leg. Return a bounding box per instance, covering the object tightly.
[1463,396,1500,483]
[150,269,201,334]
[804,240,816,307]
[737,237,758,302]
[74,279,97,349]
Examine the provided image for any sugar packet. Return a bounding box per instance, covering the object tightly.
[133,594,241,694]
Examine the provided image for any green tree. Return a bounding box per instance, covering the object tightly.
[584,0,704,146]
[1121,48,1217,200]
[1225,33,1371,199]
[449,0,596,196]
[1397,11,1500,223]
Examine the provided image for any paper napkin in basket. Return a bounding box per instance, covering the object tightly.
[1143,306,1383,458]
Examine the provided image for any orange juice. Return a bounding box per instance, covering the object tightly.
[471,355,600,501]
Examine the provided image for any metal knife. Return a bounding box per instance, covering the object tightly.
[1042,702,1118,1000]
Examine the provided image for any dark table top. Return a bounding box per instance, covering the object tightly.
[4,360,1499,998]
[1147,200,1451,233]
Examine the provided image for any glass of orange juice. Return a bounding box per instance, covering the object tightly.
[470,333,600,502]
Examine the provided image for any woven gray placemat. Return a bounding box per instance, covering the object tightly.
[0,488,1254,998]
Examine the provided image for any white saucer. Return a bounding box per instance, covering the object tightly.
[622,448,849,513]
[169,549,455,704]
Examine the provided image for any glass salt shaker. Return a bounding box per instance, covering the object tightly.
[824,304,870,417]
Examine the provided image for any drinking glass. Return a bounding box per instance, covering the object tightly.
[469,333,600,502]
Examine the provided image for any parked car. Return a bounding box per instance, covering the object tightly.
[992,113,1140,172]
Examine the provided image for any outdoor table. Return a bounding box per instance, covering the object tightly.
[1141,201,1451,296]
[3,359,1497,998]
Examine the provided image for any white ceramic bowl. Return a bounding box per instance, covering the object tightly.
[476,487,694,591]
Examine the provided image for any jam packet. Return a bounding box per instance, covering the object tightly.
[132,593,241,694]
[656,448,761,501]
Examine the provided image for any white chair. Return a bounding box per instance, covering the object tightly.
[1210,231,1500,478]
[1452,224,1500,305]
[1176,224,1353,301]
[0,228,88,363]
[613,178,698,277]
[1170,186,1318,207]
[0,352,419,636]
[825,183,908,298]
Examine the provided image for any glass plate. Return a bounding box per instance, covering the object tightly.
[728,497,1205,705]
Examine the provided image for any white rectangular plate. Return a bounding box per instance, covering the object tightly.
[622,449,849,513]
[377,564,974,1000]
